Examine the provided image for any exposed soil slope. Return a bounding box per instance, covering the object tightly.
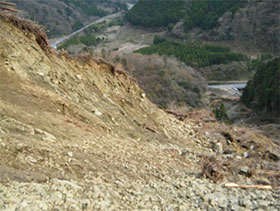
[0,15,279,210]
[0,14,207,182]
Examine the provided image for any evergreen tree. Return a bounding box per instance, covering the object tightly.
[241,58,280,115]
[213,103,230,123]
[125,0,184,29]
[184,0,244,31]
[135,37,247,67]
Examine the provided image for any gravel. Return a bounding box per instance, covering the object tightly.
[0,174,279,210]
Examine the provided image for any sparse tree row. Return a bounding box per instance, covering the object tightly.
[241,58,280,115]
[136,36,247,67]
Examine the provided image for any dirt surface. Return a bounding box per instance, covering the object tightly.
[0,14,208,185]
[95,24,167,55]
[0,15,279,210]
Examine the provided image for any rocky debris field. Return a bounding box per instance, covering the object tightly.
[1,174,280,210]
[0,15,279,210]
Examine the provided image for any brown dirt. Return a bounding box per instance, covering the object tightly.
[0,15,279,191]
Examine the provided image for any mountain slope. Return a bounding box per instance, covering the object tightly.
[0,15,279,210]
[0,14,204,181]
[210,0,280,53]
[127,0,280,54]
[241,58,280,116]
[0,14,211,209]
[125,0,184,28]
[7,0,129,38]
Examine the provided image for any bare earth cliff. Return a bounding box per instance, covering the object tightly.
[0,15,279,210]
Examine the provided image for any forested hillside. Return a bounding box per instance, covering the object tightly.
[241,58,280,116]
[126,0,280,54]
[8,0,128,37]
[184,0,244,30]
[125,0,184,29]
[124,0,244,31]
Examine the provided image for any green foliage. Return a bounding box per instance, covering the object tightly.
[168,23,175,32]
[60,0,108,17]
[247,54,274,72]
[58,34,99,50]
[113,2,128,12]
[153,35,167,45]
[203,44,231,53]
[125,0,184,28]
[108,18,125,27]
[85,22,107,34]
[79,34,98,46]
[184,0,244,31]
[136,37,247,67]
[58,36,79,49]
[241,58,280,115]
[213,103,230,123]
[72,20,83,31]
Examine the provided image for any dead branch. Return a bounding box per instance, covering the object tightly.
[143,123,157,133]
[115,68,127,76]
[201,156,224,182]
[0,6,19,13]
[166,109,188,121]
[0,2,16,7]
[224,183,273,190]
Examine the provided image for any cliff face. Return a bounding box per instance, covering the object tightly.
[214,0,280,53]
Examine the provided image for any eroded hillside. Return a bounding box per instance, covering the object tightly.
[0,15,279,210]
[0,13,208,181]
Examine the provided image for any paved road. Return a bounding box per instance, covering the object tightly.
[208,82,247,97]
[50,12,122,49]
[126,3,134,10]
[208,83,247,90]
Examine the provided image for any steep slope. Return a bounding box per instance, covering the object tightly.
[0,14,210,210]
[210,0,280,53]
[182,0,280,54]
[0,14,206,182]
[7,0,129,38]
[0,15,279,210]
[241,58,280,116]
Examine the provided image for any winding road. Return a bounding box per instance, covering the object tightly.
[50,2,136,49]
[50,12,122,49]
